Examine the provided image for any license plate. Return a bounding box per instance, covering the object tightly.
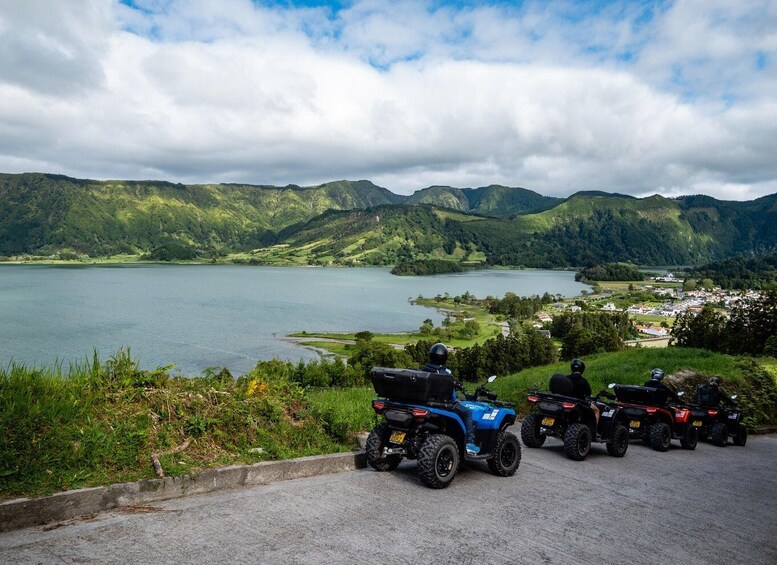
[541,417,555,426]
[692,420,703,427]
[630,420,641,428]
[389,431,406,444]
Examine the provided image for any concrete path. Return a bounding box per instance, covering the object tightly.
[2,434,776,564]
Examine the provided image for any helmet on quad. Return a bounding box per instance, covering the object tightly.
[709,377,721,388]
[428,343,449,366]
[651,368,665,381]
[570,359,585,374]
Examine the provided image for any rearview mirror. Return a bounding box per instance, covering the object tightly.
[608,383,616,389]
[488,375,497,383]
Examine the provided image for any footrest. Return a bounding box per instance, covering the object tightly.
[464,452,492,462]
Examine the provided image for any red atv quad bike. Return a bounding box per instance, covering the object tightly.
[609,384,698,452]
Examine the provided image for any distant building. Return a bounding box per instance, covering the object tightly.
[635,324,669,337]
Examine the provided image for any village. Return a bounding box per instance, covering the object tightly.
[532,272,765,346]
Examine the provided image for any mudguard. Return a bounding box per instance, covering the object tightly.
[461,401,516,431]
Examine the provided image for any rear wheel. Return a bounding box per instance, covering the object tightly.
[733,423,748,446]
[606,423,629,457]
[365,423,402,472]
[417,434,459,489]
[649,422,672,452]
[488,431,522,476]
[520,414,546,448]
[563,423,591,461]
[710,422,729,447]
[680,425,698,450]
[641,424,652,444]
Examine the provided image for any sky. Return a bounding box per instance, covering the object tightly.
[0,0,776,199]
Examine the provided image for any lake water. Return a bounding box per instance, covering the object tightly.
[0,265,587,375]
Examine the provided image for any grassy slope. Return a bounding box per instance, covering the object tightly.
[0,352,358,499]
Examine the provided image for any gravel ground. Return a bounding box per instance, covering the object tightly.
[2,433,776,564]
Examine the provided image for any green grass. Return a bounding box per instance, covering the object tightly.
[297,341,352,356]
[0,351,359,500]
[308,387,377,440]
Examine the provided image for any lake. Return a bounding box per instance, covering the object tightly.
[0,265,587,375]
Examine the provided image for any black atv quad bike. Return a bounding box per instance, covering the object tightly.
[610,384,698,452]
[521,374,629,461]
[690,394,747,447]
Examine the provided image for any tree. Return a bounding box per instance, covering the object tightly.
[671,304,724,350]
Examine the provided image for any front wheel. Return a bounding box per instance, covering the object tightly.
[649,422,672,452]
[710,422,729,447]
[488,431,522,476]
[417,434,459,489]
[733,423,748,446]
[520,414,546,448]
[365,423,402,471]
[680,425,698,450]
[606,423,629,457]
[564,423,591,461]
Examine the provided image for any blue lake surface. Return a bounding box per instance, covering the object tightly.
[0,265,587,375]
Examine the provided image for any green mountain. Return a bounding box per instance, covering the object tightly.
[690,252,777,289]
[260,192,777,269]
[1,172,775,268]
[454,192,777,267]
[0,173,401,256]
[406,184,560,217]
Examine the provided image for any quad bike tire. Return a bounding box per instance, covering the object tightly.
[710,422,729,447]
[680,425,698,450]
[733,423,748,447]
[487,431,522,476]
[563,423,592,461]
[606,423,629,457]
[649,422,672,452]
[365,423,402,472]
[520,414,546,448]
[417,434,459,489]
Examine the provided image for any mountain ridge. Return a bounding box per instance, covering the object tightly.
[1,172,775,268]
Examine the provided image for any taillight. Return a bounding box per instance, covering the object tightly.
[372,400,385,414]
[527,395,539,404]
[707,409,718,416]
[411,408,429,421]
[562,402,576,411]
[646,407,657,414]
[675,409,689,422]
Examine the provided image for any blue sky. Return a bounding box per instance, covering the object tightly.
[1,0,776,199]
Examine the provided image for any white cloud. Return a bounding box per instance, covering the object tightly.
[0,0,775,200]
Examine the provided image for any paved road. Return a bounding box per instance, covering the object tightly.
[3,433,776,564]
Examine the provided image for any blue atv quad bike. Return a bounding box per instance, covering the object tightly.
[367,367,521,489]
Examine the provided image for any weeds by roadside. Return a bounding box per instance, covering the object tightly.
[0,351,357,500]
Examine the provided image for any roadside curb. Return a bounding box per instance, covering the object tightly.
[1,450,366,533]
